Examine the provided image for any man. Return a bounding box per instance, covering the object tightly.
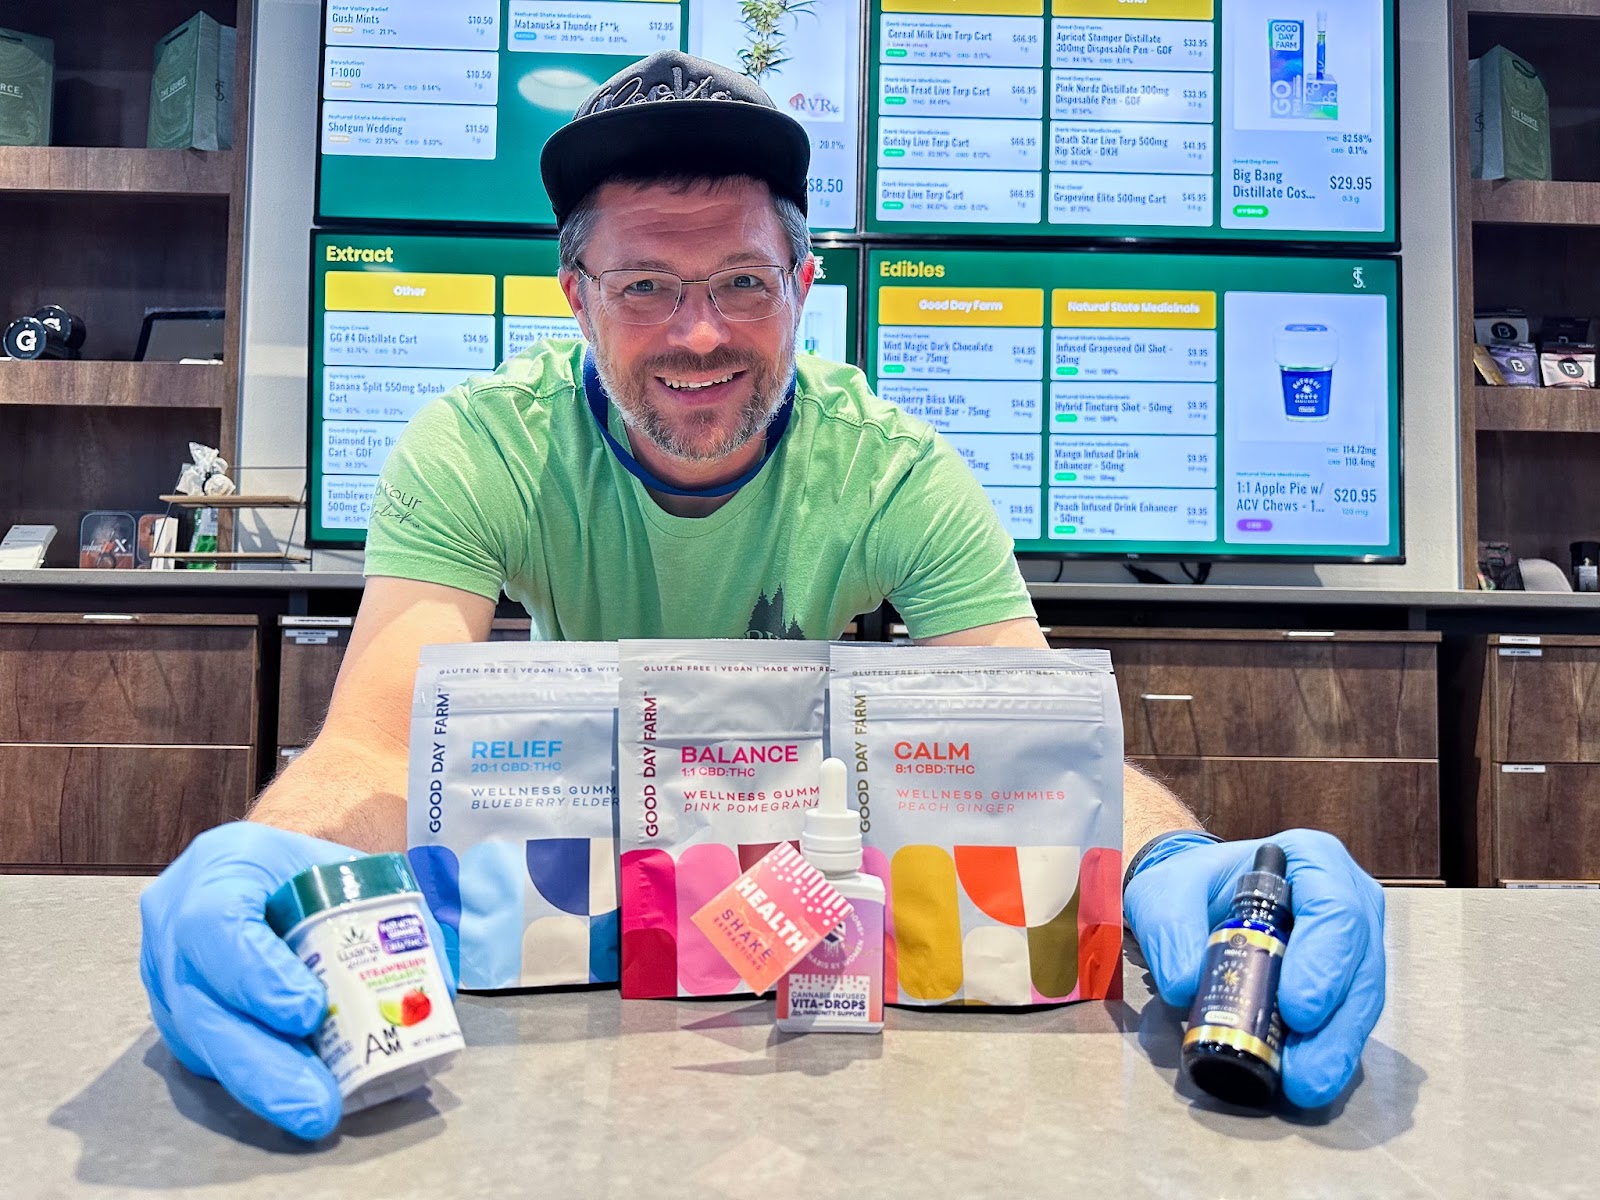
[139,52,1384,1140]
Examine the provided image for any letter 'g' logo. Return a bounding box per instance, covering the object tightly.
[14,327,37,354]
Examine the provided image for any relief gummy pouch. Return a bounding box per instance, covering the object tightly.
[407,642,620,991]
[618,639,829,998]
[829,645,1124,1007]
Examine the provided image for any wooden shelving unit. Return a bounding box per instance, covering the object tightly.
[0,361,229,408]
[156,491,310,566]
[0,0,249,566]
[158,494,305,509]
[1476,386,1600,433]
[0,146,232,197]
[1471,179,1600,225]
[1453,0,1600,586]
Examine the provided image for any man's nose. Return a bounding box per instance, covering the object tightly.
[664,281,731,356]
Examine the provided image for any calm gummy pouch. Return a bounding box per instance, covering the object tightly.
[618,639,829,998]
[829,645,1123,1007]
[407,642,619,991]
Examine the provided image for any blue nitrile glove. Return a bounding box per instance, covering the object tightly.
[138,821,457,1140]
[1124,828,1386,1109]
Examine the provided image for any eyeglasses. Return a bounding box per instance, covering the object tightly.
[574,261,796,325]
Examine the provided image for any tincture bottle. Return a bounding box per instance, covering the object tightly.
[1181,842,1294,1107]
[776,757,885,1034]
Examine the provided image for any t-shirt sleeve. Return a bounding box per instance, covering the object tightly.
[868,430,1035,640]
[362,387,528,600]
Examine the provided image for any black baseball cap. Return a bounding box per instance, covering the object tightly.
[540,50,811,227]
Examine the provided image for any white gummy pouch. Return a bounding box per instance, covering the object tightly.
[407,641,619,990]
[617,639,829,998]
[829,644,1123,1007]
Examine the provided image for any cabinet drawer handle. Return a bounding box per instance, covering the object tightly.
[1141,693,1194,702]
[81,614,135,622]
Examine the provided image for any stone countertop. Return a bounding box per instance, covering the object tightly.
[3,879,1591,1200]
[6,568,1600,612]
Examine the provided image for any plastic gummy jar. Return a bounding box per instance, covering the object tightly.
[266,853,463,1115]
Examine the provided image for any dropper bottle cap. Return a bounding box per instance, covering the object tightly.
[1232,841,1292,911]
[801,757,862,875]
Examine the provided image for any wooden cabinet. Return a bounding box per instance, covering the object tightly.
[0,745,252,866]
[0,613,258,871]
[276,616,532,765]
[1127,758,1438,882]
[1459,635,1600,885]
[1047,628,1442,881]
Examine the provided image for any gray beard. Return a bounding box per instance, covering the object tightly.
[590,333,794,464]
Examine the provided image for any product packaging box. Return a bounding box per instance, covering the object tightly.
[1488,342,1539,387]
[1541,345,1595,388]
[1474,309,1531,345]
[135,513,179,568]
[0,26,53,147]
[1473,46,1552,181]
[1267,17,1337,122]
[0,523,56,569]
[147,13,236,151]
[79,511,137,570]
[1542,315,1594,345]
[1468,57,1483,178]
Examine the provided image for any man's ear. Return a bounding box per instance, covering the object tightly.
[559,269,596,342]
[793,253,817,312]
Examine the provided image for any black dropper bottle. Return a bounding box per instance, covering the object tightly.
[1181,843,1294,1107]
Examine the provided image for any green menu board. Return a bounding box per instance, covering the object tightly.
[317,0,863,230]
[311,231,861,545]
[867,248,1401,560]
[868,0,1396,242]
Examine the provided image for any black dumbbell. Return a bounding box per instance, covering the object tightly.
[3,316,76,360]
[33,305,87,351]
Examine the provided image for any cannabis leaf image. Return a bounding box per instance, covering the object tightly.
[737,0,817,83]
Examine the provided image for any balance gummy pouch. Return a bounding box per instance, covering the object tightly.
[407,642,619,991]
[829,645,1123,1007]
[618,639,829,998]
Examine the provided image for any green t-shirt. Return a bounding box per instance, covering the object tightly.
[365,340,1033,641]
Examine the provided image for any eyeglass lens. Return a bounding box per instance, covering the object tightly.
[595,266,788,324]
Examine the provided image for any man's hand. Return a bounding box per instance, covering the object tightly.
[138,821,455,1140]
[1124,828,1386,1109]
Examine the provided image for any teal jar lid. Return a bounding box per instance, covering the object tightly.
[265,852,420,937]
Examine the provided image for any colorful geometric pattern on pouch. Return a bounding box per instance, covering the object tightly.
[620,841,805,997]
[409,837,620,990]
[887,843,1123,1006]
[407,844,461,980]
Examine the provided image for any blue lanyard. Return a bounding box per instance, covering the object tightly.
[582,351,795,499]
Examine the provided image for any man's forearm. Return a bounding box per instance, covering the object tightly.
[248,733,409,853]
[1123,761,1202,859]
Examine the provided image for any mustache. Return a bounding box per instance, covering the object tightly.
[640,348,758,377]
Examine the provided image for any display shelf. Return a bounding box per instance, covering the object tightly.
[0,361,228,408]
[148,551,310,564]
[1453,2,1600,585]
[0,0,250,559]
[1464,0,1600,15]
[158,494,303,508]
[0,147,232,197]
[1476,386,1600,433]
[1471,180,1600,226]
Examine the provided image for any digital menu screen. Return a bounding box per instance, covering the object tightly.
[310,232,861,544]
[317,0,863,230]
[868,0,1395,242]
[867,248,1400,560]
